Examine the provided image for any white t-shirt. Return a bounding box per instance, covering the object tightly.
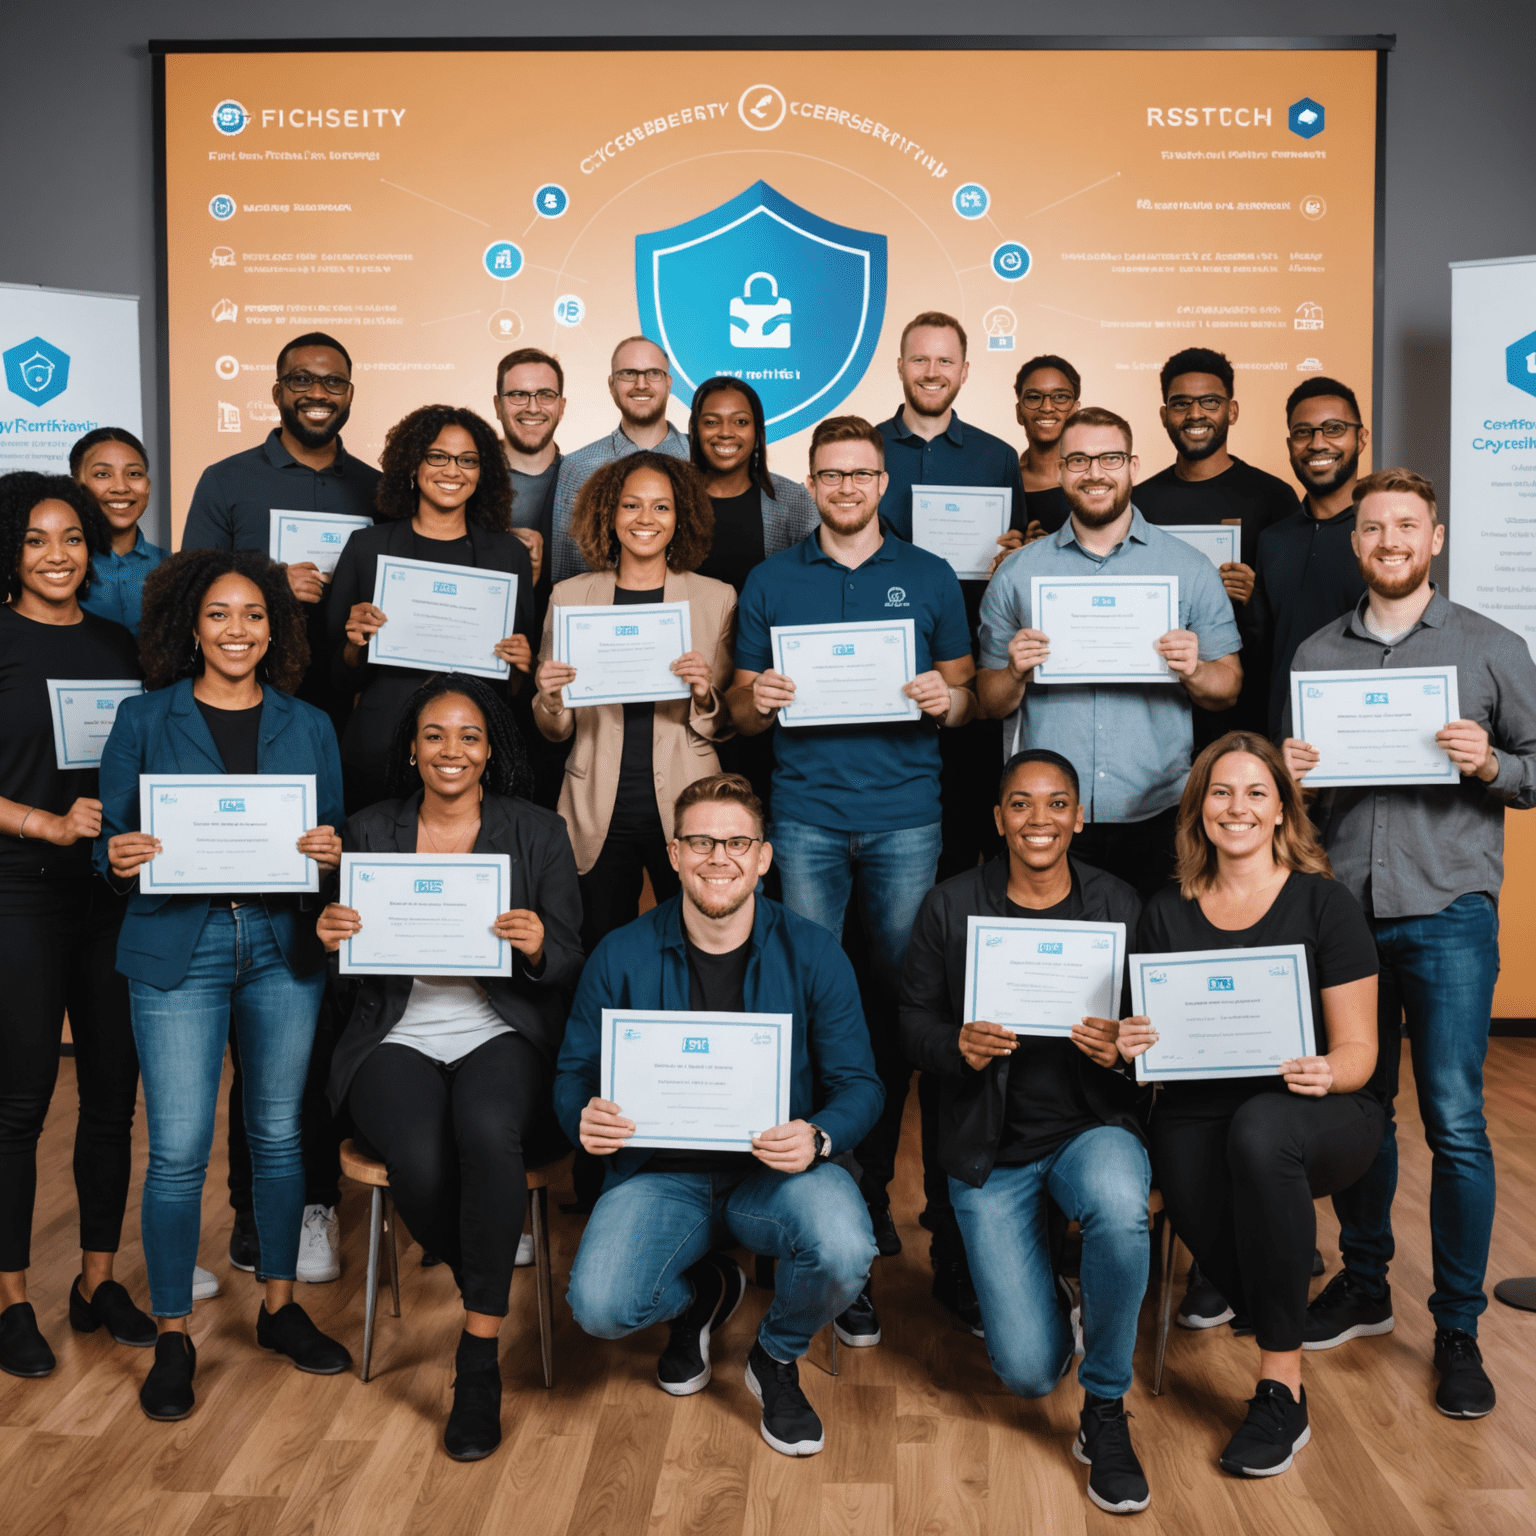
[381,976,512,1065]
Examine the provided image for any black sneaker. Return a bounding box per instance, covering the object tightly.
[69,1276,156,1347]
[1312,1247,1325,1278]
[0,1301,56,1378]
[229,1207,260,1272]
[745,1339,824,1456]
[1433,1329,1496,1418]
[1302,1270,1393,1350]
[255,1301,352,1374]
[1176,1263,1234,1329]
[933,1259,984,1337]
[1073,1393,1151,1514]
[656,1253,744,1396]
[1219,1381,1310,1477]
[868,1204,902,1258]
[833,1284,881,1347]
[139,1332,197,1421]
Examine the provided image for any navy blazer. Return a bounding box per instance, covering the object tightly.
[93,678,345,990]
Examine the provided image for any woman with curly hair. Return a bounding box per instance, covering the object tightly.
[534,450,736,951]
[318,673,582,1459]
[0,472,151,1378]
[327,405,535,810]
[96,549,351,1421]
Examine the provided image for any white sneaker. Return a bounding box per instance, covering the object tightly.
[296,1204,341,1283]
[192,1265,221,1301]
[515,1233,534,1268]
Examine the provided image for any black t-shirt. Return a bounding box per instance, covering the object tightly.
[1133,456,1301,570]
[0,605,140,881]
[606,585,666,843]
[196,700,262,775]
[1023,485,1071,537]
[1137,871,1378,1112]
[696,486,767,595]
[413,529,474,568]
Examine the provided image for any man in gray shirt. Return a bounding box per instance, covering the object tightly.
[1282,467,1536,1421]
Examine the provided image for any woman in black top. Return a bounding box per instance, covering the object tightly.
[1119,731,1381,1479]
[0,472,151,1378]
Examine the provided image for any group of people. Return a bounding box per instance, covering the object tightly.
[0,310,1528,1517]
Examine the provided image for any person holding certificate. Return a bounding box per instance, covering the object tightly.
[330,404,534,811]
[0,472,151,1379]
[96,549,351,1422]
[1116,732,1381,1478]
[318,673,582,1461]
[557,774,883,1459]
[70,427,166,638]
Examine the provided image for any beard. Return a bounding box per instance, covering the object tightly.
[688,883,752,921]
[1294,446,1360,497]
[1063,478,1132,528]
[1166,416,1230,462]
[1364,546,1433,600]
[818,498,879,537]
[618,391,668,428]
[280,396,349,450]
[903,376,962,419]
[504,415,557,455]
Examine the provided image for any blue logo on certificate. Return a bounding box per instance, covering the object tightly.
[321,531,342,544]
[945,502,960,512]
[96,698,116,710]
[1208,976,1235,992]
[1147,970,1167,984]
[623,1027,642,1040]
[615,624,639,636]
[1092,596,1116,607]
[1269,962,1292,976]
[984,934,1004,947]
[1364,692,1389,705]
[1306,685,1323,698]
[833,643,855,656]
[414,879,444,894]
[433,581,458,595]
[1422,683,1441,695]
[219,799,246,813]
[1038,941,1064,954]
[682,1037,710,1053]
[751,1031,774,1045]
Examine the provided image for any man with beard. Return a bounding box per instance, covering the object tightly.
[492,346,565,630]
[558,773,883,1460]
[1282,469,1536,1422]
[977,407,1242,898]
[547,336,688,584]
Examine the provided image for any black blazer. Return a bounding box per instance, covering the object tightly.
[326,789,584,1112]
[899,856,1148,1188]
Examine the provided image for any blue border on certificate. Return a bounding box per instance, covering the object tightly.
[49,682,142,769]
[371,556,514,679]
[772,621,917,723]
[143,778,314,891]
[1033,576,1177,684]
[555,605,690,707]
[271,509,371,565]
[1293,670,1457,784]
[342,856,508,973]
[1133,952,1308,1074]
[966,920,1122,1030]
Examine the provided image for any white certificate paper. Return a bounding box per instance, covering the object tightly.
[770,619,919,727]
[338,853,511,977]
[1031,576,1179,685]
[600,1009,794,1150]
[46,679,142,770]
[369,555,517,680]
[268,509,372,575]
[912,485,1012,580]
[963,916,1126,1036]
[553,601,692,707]
[1129,944,1316,1082]
[1290,667,1460,787]
[1161,523,1238,570]
[139,774,318,895]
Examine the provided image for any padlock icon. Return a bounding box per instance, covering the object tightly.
[729,272,792,350]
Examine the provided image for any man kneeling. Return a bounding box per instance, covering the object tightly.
[900,750,1153,1515]
[555,774,884,1457]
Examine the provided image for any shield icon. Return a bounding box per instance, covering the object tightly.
[635,181,887,442]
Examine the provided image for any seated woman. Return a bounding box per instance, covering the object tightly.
[1118,731,1382,1479]
[319,673,582,1462]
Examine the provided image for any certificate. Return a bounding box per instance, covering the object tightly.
[1161,523,1238,570]
[1031,575,1179,685]
[770,619,919,727]
[139,774,318,895]
[600,1009,794,1150]
[46,679,142,769]
[912,485,1012,580]
[368,555,517,680]
[269,509,372,575]
[1290,667,1460,787]
[963,916,1126,1037]
[1129,944,1316,1082]
[338,853,511,977]
[553,601,692,707]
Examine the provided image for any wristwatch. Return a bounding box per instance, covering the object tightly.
[808,1123,833,1164]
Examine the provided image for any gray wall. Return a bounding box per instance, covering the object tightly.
[3,0,1535,556]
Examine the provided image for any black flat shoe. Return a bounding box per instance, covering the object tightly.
[70,1276,156,1347]
[140,1332,197,1420]
[444,1361,503,1460]
[256,1301,352,1374]
[0,1301,56,1378]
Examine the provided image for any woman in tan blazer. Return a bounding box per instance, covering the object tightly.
[533,450,737,950]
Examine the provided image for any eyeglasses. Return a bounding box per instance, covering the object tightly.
[676,834,762,857]
[500,389,561,407]
[1061,451,1130,473]
[277,371,352,395]
[1288,419,1362,444]
[422,449,481,470]
[1165,394,1229,413]
[612,368,670,384]
[813,468,882,488]
[1019,389,1078,409]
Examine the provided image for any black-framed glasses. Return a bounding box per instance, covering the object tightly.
[1019,389,1078,409]
[1165,394,1229,413]
[813,468,881,488]
[1288,419,1362,444]
[277,370,351,395]
[612,367,670,384]
[675,834,762,858]
[500,388,562,407]
[422,449,481,470]
[1061,451,1130,473]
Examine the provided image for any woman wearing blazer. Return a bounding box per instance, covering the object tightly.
[97,549,350,1421]
[533,451,736,952]
[320,672,582,1461]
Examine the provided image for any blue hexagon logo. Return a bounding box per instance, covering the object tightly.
[4,336,70,407]
[1289,98,1326,139]
[1508,329,1536,399]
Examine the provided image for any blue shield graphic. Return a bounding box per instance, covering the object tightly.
[635,181,887,442]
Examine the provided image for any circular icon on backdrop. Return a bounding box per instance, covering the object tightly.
[482,240,524,280]
[1300,194,1328,221]
[553,294,586,328]
[532,183,569,219]
[983,306,1017,337]
[737,84,787,132]
[211,100,249,136]
[991,242,1032,282]
[953,184,990,219]
[214,355,240,381]
[208,194,236,221]
[488,309,524,343]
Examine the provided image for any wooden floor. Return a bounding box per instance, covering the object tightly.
[4,1044,1536,1536]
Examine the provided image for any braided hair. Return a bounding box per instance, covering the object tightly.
[384,672,534,800]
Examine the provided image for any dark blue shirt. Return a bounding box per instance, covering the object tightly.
[735,529,971,832]
[80,527,167,638]
[877,407,1027,542]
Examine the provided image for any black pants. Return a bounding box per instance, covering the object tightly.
[347,1032,547,1317]
[1070,806,1178,902]
[577,825,680,957]
[1154,1088,1384,1352]
[0,876,137,1270]
[936,718,1005,884]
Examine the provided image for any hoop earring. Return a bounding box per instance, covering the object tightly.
[409,755,417,766]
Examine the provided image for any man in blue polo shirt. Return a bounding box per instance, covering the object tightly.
[728,414,974,1291]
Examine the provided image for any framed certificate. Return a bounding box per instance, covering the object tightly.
[46,679,142,770]
[368,554,517,680]
[139,774,319,894]
[770,618,920,727]
[1031,575,1180,684]
[268,509,372,575]
[1160,524,1238,570]
[1129,944,1316,1082]
[338,853,512,977]
[1290,667,1460,787]
[963,916,1125,1036]
[553,601,692,706]
[912,485,1012,580]
[600,1009,794,1150]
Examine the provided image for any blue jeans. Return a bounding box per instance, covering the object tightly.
[951,1126,1151,1400]
[1333,892,1499,1333]
[130,906,324,1317]
[769,815,942,1199]
[567,1163,876,1361]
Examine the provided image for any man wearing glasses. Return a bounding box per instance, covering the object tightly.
[547,335,689,584]
[492,346,566,614]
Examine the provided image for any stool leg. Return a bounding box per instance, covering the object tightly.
[531,1185,554,1389]
[1154,1218,1178,1396]
[384,1195,401,1319]
[362,1186,381,1383]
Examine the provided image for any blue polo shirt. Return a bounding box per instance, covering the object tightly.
[81,527,167,638]
[877,407,1027,542]
[735,528,971,832]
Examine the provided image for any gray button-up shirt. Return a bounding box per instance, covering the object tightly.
[1285,587,1536,919]
[978,508,1242,824]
